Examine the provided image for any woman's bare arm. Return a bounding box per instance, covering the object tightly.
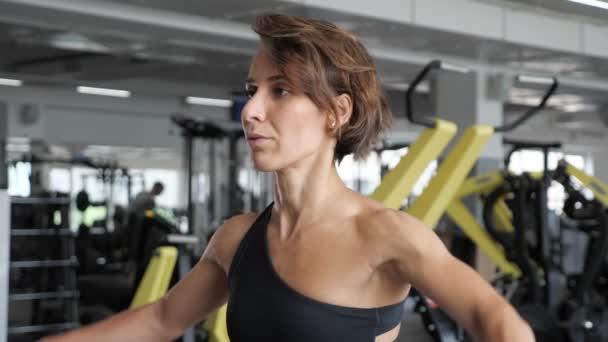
[375,210,535,342]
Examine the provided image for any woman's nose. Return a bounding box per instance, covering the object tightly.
[241,94,265,123]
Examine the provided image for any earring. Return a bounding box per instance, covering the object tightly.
[329,120,336,129]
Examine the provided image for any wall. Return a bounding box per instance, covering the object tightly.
[1,84,231,149]
[590,150,608,182]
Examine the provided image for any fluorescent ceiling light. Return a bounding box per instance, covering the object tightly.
[186,96,233,107]
[517,75,554,85]
[0,78,23,87]
[50,32,110,53]
[383,82,409,91]
[440,62,470,74]
[384,81,432,93]
[568,0,608,10]
[562,103,597,113]
[77,86,131,98]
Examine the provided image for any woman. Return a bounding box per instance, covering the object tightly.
[44,14,534,342]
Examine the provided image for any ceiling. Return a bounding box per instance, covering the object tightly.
[106,0,608,24]
[0,0,607,127]
[494,0,608,22]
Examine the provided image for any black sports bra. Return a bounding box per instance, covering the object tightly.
[226,203,405,341]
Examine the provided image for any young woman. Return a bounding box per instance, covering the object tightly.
[43,14,534,342]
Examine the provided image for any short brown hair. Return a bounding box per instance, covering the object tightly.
[253,14,392,161]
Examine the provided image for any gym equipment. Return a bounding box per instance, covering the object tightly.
[555,161,608,342]
[371,60,457,209]
[478,141,608,341]
[372,142,410,180]
[204,305,230,342]
[12,153,134,225]
[129,246,178,309]
[125,238,197,342]
[403,73,557,341]
[77,209,180,312]
[453,140,565,339]
[171,115,254,342]
[483,172,564,341]
[445,92,559,279]
[447,139,561,279]
[77,209,199,342]
[172,115,231,235]
[8,194,80,340]
[172,115,253,238]
[1,192,8,342]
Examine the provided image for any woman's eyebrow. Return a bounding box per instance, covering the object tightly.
[266,75,285,82]
[246,75,285,84]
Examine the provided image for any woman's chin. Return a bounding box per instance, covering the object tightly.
[251,157,278,172]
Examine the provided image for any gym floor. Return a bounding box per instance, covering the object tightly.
[397,313,434,342]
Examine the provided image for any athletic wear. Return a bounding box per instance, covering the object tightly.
[227,203,406,341]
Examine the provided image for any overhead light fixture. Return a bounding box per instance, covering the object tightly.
[517,75,554,85]
[562,103,597,113]
[77,86,131,98]
[567,0,608,10]
[50,32,110,53]
[383,82,409,91]
[0,78,23,87]
[185,96,233,108]
[440,62,470,74]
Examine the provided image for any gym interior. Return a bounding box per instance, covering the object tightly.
[1,1,608,341]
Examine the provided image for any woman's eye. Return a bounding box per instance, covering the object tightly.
[245,86,257,98]
[273,87,289,97]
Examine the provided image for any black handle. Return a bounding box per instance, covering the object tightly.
[405,60,442,128]
[494,76,559,133]
[406,60,471,128]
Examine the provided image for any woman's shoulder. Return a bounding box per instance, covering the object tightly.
[203,212,261,275]
[354,198,435,259]
[354,197,420,236]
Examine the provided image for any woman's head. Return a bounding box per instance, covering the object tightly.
[242,14,392,170]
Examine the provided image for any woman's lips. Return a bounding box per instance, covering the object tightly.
[247,136,270,147]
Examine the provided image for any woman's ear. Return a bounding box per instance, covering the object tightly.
[334,93,353,129]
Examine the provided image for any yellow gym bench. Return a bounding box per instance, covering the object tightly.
[129,246,178,309]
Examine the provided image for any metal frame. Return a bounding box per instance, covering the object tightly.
[0,191,9,342]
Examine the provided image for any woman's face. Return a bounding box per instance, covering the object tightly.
[242,47,334,172]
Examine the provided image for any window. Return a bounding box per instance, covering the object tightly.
[129,168,180,209]
[8,162,31,197]
[337,147,437,204]
[337,153,382,195]
[380,148,409,170]
[508,150,589,175]
[49,167,71,194]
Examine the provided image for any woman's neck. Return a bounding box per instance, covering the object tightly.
[272,156,350,239]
